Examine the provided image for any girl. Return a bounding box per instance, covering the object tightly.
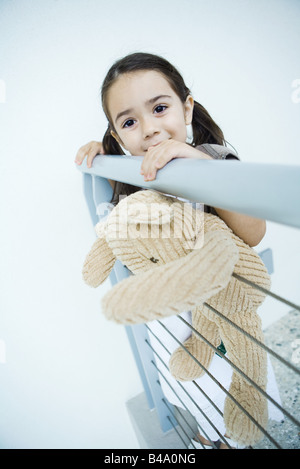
[76,52,265,247]
[75,52,283,449]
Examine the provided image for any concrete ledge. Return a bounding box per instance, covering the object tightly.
[126,392,197,449]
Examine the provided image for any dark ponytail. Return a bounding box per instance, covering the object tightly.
[192,101,225,146]
[102,125,141,205]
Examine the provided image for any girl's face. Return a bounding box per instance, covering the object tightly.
[107,70,194,156]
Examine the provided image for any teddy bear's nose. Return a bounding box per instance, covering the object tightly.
[150,257,159,263]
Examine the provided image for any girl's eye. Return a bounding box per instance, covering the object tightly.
[154,105,167,114]
[123,119,135,128]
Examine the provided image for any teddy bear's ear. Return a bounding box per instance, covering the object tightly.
[82,222,116,287]
[127,200,174,226]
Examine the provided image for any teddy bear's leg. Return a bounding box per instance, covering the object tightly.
[169,306,220,381]
[221,314,268,446]
[210,280,268,446]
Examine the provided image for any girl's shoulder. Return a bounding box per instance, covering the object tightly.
[196,143,239,161]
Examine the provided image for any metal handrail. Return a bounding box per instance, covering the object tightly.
[77,155,300,229]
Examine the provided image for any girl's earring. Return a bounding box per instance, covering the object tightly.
[120,145,131,156]
[186,124,193,144]
[111,129,131,156]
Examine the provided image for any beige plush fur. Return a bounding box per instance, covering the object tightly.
[83,190,271,446]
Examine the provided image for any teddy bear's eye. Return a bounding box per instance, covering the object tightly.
[150,257,159,263]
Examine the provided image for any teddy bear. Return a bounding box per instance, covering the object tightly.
[82,189,271,446]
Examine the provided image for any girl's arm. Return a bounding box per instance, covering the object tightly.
[213,208,266,247]
[141,139,266,247]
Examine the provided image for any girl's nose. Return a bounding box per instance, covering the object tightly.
[141,116,160,139]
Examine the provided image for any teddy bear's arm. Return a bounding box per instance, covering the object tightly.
[101,230,239,324]
[83,237,116,287]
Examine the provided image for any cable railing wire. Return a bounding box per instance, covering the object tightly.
[144,267,300,448]
[151,321,283,449]
[166,414,188,448]
[145,334,228,447]
[176,315,300,429]
[147,336,277,449]
[145,328,283,449]
[145,324,225,420]
[211,270,300,375]
[146,344,223,449]
[161,398,197,449]
[147,324,283,449]
[161,397,210,449]
[200,301,300,377]
[232,272,300,313]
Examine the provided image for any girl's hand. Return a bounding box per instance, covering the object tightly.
[140,139,212,181]
[140,139,266,246]
[75,141,104,168]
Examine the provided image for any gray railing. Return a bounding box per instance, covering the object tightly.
[77,155,300,449]
[78,154,300,228]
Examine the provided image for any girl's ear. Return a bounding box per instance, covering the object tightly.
[184,95,194,125]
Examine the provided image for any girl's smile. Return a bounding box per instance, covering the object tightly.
[107,70,194,156]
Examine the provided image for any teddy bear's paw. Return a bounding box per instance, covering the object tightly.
[83,237,116,287]
[223,380,268,446]
[168,337,214,381]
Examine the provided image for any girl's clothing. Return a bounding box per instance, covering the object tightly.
[196,143,239,161]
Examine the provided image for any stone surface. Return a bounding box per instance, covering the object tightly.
[254,309,300,449]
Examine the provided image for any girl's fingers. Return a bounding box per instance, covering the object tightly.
[142,139,184,180]
[86,151,95,168]
[142,159,164,180]
[144,169,158,181]
[141,148,166,180]
[75,141,103,166]
[75,145,87,165]
[143,155,173,180]
[86,147,104,167]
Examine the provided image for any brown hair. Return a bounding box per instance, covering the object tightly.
[101,52,225,204]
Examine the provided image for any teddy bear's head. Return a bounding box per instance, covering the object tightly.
[84,190,206,286]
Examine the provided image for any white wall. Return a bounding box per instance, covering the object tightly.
[0,0,299,449]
